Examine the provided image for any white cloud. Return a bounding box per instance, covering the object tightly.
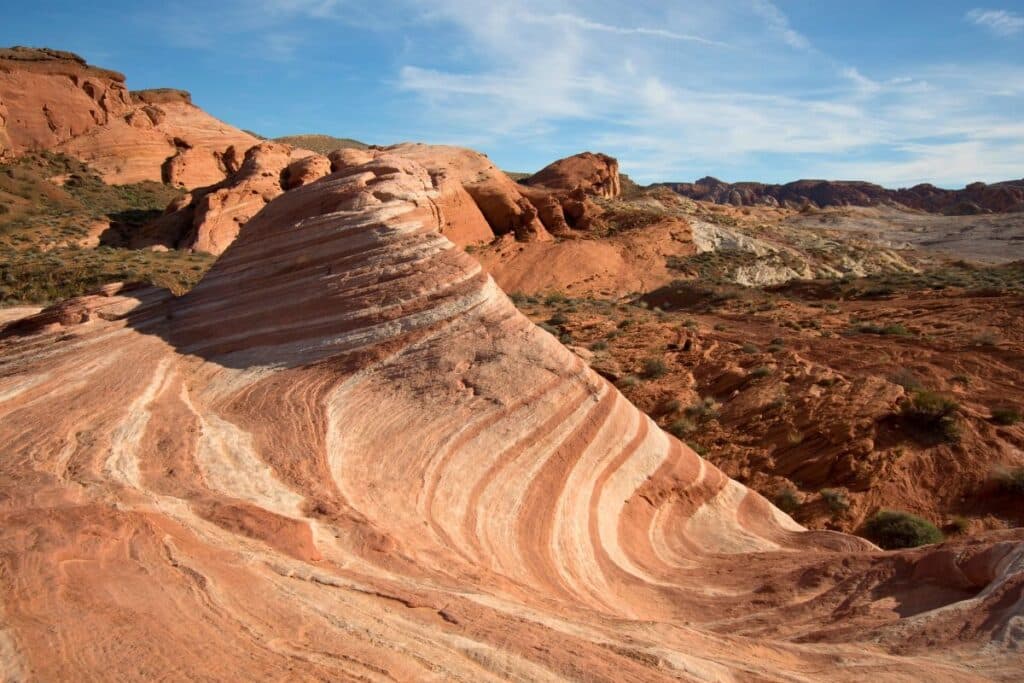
[518,11,730,47]
[966,8,1024,36]
[390,1,1024,184]
[750,0,812,50]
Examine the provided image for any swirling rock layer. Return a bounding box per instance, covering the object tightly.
[1,156,1022,681]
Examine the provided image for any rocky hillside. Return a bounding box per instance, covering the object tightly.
[660,175,1024,214]
[1,154,1021,680]
[0,46,259,188]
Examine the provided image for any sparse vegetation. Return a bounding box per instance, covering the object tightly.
[863,510,943,549]
[774,488,800,514]
[748,366,773,379]
[668,418,697,438]
[820,488,849,514]
[990,408,1022,426]
[685,396,719,423]
[900,390,961,442]
[994,467,1024,495]
[642,357,668,379]
[947,516,970,534]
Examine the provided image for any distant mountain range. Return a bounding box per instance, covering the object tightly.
[657,176,1024,214]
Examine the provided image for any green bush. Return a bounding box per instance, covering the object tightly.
[685,396,719,422]
[901,390,961,442]
[544,291,567,305]
[617,375,640,389]
[820,488,849,514]
[642,357,668,379]
[667,418,696,438]
[748,366,773,379]
[863,510,943,549]
[589,340,609,351]
[774,489,800,514]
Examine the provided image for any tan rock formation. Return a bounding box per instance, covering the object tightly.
[0,47,131,156]
[0,155,1020,680]
[136,141,330,254]
[0,47,258,187]
[345,143,553,243]
[524,151,622,198]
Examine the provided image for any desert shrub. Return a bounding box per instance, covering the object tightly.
[990,408,1022,426]
[994,467,1024,495]
[685,396,720,422]
[659,398,682,414]
[617,375,640,389]
[748,366,773,379]
[508,291,528,304]
[590,340,609,352]
[947,516,970,534]
[683,319,698,330]
[538,322,559,335]
[714,323,728,331]
[544,291,567,305]
[774,489,800,514]
[820,488,849,514]
[559,333,573,345]
[617,318,634,329]
[642,357,668,379]
[687,440,709,456]
[548,312,569,326]
[667,418,696,438]
[863,510,943,549]
[741,342,759,354]
[901,390,961,442]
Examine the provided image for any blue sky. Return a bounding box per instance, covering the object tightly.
[3,1,1023,186]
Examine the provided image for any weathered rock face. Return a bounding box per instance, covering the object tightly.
[380,142,553,242]
[0,47,132,156]
[136,141,329,254]
[661,176,1024,213]
[524,151,621,199]
[0,47,259,188]
[0,156,1021,680]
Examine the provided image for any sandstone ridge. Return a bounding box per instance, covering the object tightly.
[1,155,1021,680]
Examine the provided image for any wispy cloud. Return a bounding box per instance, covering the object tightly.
[519,11,730,47]
[391,1,1024,185]
[750,0,812,50]
[966,8,1024,36]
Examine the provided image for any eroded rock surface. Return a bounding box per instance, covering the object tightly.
[136,141,330,254]
[0,47,259,188]
[524,151,621,199]
[1,156,1021,681]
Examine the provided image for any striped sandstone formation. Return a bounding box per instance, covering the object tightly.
[0,155,1021,681]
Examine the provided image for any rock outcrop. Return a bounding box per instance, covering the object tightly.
[0,47,259,188]
[661,176,1024,214]
[0,156,1021,680]
[0,47,131,156]
[523,151,621,199]
[135,141,329,254]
